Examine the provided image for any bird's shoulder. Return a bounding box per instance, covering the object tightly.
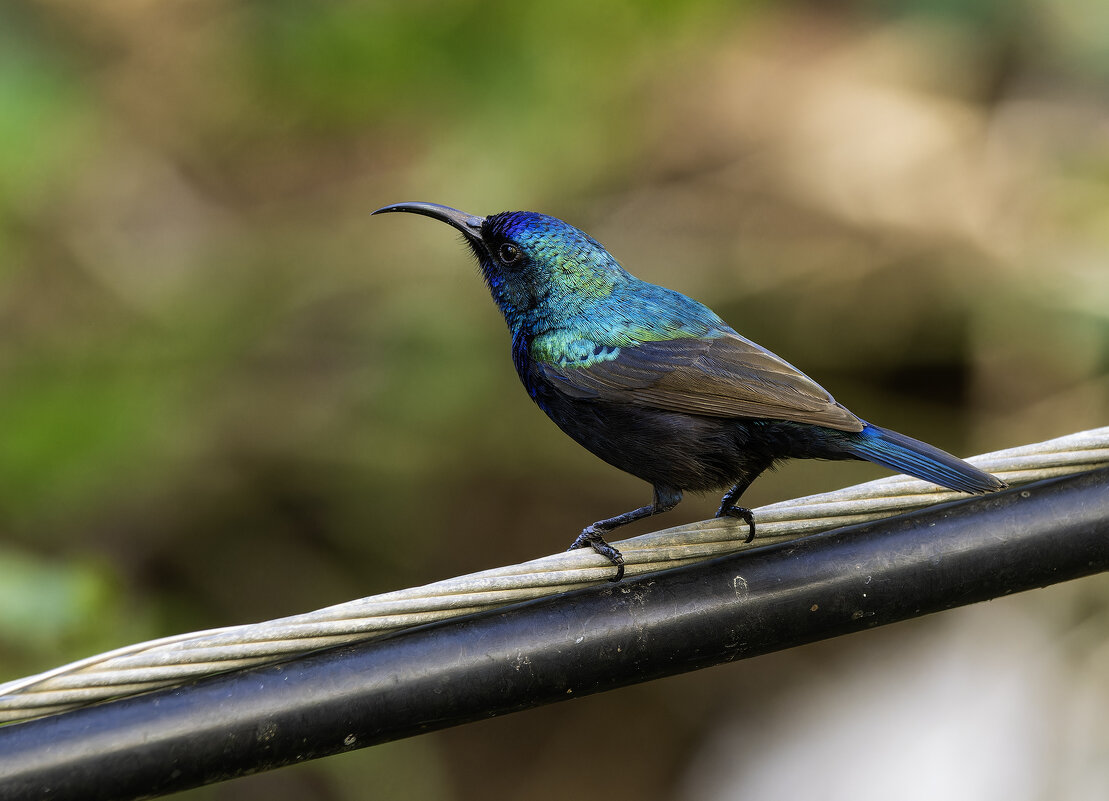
[530,281,725,365]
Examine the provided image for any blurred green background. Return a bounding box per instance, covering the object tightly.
[1,0,1107,799]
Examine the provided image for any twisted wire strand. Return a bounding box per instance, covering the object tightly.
[1,427,1106,723]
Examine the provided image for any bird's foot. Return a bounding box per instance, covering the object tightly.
[569,526,625,582]
[715,504,755,543]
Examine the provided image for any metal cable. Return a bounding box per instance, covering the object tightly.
[1,427,1106,723]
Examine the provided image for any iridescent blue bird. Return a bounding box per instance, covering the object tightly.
[374,202,1006,580]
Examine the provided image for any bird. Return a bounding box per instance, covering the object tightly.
[373,202,1006,580]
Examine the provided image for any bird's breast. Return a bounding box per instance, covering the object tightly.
[511,329,544,404]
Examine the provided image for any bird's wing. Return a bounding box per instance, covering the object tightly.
[538,332,865,432]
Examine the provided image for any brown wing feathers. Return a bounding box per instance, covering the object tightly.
[541,334,864,432]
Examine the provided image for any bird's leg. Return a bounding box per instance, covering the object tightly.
[716,476,758,543]
[569,486,683,582]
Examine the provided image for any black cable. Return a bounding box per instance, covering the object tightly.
[1,468,1106,800]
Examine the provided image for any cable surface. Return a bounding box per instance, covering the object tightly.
[0,427,1105,722]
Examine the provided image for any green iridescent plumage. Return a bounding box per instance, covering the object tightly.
[531,289,726,369]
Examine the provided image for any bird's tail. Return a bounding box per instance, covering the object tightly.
[842,423,1006,494]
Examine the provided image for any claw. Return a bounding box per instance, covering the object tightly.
[717,505,756,543]
[569,526,625,581]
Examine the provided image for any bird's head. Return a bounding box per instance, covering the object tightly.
[373,202,629,332]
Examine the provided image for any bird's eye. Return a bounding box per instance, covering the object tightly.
[499,243,521,264]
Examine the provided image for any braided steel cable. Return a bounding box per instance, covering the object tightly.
[0,427,1105,723]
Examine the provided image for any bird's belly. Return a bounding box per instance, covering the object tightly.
[540,395,748,492]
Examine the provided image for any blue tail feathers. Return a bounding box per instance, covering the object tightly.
[844,424,1006,494]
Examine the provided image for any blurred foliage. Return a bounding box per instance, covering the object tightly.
[0,0,1107,799]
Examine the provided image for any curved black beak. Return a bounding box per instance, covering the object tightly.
[372,202,485,243]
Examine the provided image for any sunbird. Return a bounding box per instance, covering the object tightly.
[374,202,1005,580]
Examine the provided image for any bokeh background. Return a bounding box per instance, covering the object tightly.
[2,1,1108,798]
